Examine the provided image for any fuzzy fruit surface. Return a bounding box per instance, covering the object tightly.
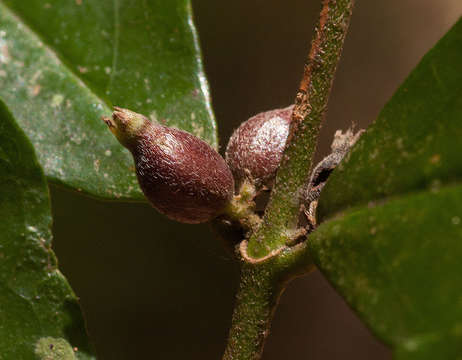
[226,105,293,188]
[103,108,234,224]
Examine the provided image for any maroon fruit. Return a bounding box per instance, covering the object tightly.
[102,107,234,224]
[225,105,293,188]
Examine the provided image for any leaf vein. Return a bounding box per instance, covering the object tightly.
[108,0,120,93]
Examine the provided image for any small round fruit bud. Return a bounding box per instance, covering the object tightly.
[225,105,293,188]
[102,107,234,224]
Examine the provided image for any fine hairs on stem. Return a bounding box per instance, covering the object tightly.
[222,1,355,359]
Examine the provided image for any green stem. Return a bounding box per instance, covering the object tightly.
[222,1,355,357]
[222,263,281,360]
[222,243,315,360]
[247,0,355,258]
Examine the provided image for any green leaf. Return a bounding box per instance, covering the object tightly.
[309,18,462,359]
[318,17,462,221]
[0,0,216,200]
[310,184,462,359]
[0,100,94,359]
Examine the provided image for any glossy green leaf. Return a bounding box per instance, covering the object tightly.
[318,17,462,221]
[0,0,216,200]
[310,184,462,359]
[309,18,462,359]
[0,100,94,359]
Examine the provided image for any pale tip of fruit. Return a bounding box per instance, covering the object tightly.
[101,116,115,128]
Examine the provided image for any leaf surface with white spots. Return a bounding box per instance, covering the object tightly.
[0,100,94,359]
[310,18,462,359]
[0,0,215,200]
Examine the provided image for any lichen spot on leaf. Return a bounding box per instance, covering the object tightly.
[35,337,76,360]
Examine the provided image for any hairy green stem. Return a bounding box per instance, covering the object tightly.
[222,1,355,358]
[223,244,315,360]
[247,0,355,258]
[222,263,281,360]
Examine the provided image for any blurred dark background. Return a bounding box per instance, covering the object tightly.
[51,1,462,359]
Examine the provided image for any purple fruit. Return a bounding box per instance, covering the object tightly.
[225,105,293,188]
[103,107,234,224]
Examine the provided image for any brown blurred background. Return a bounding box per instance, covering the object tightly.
[51,1,462,359]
